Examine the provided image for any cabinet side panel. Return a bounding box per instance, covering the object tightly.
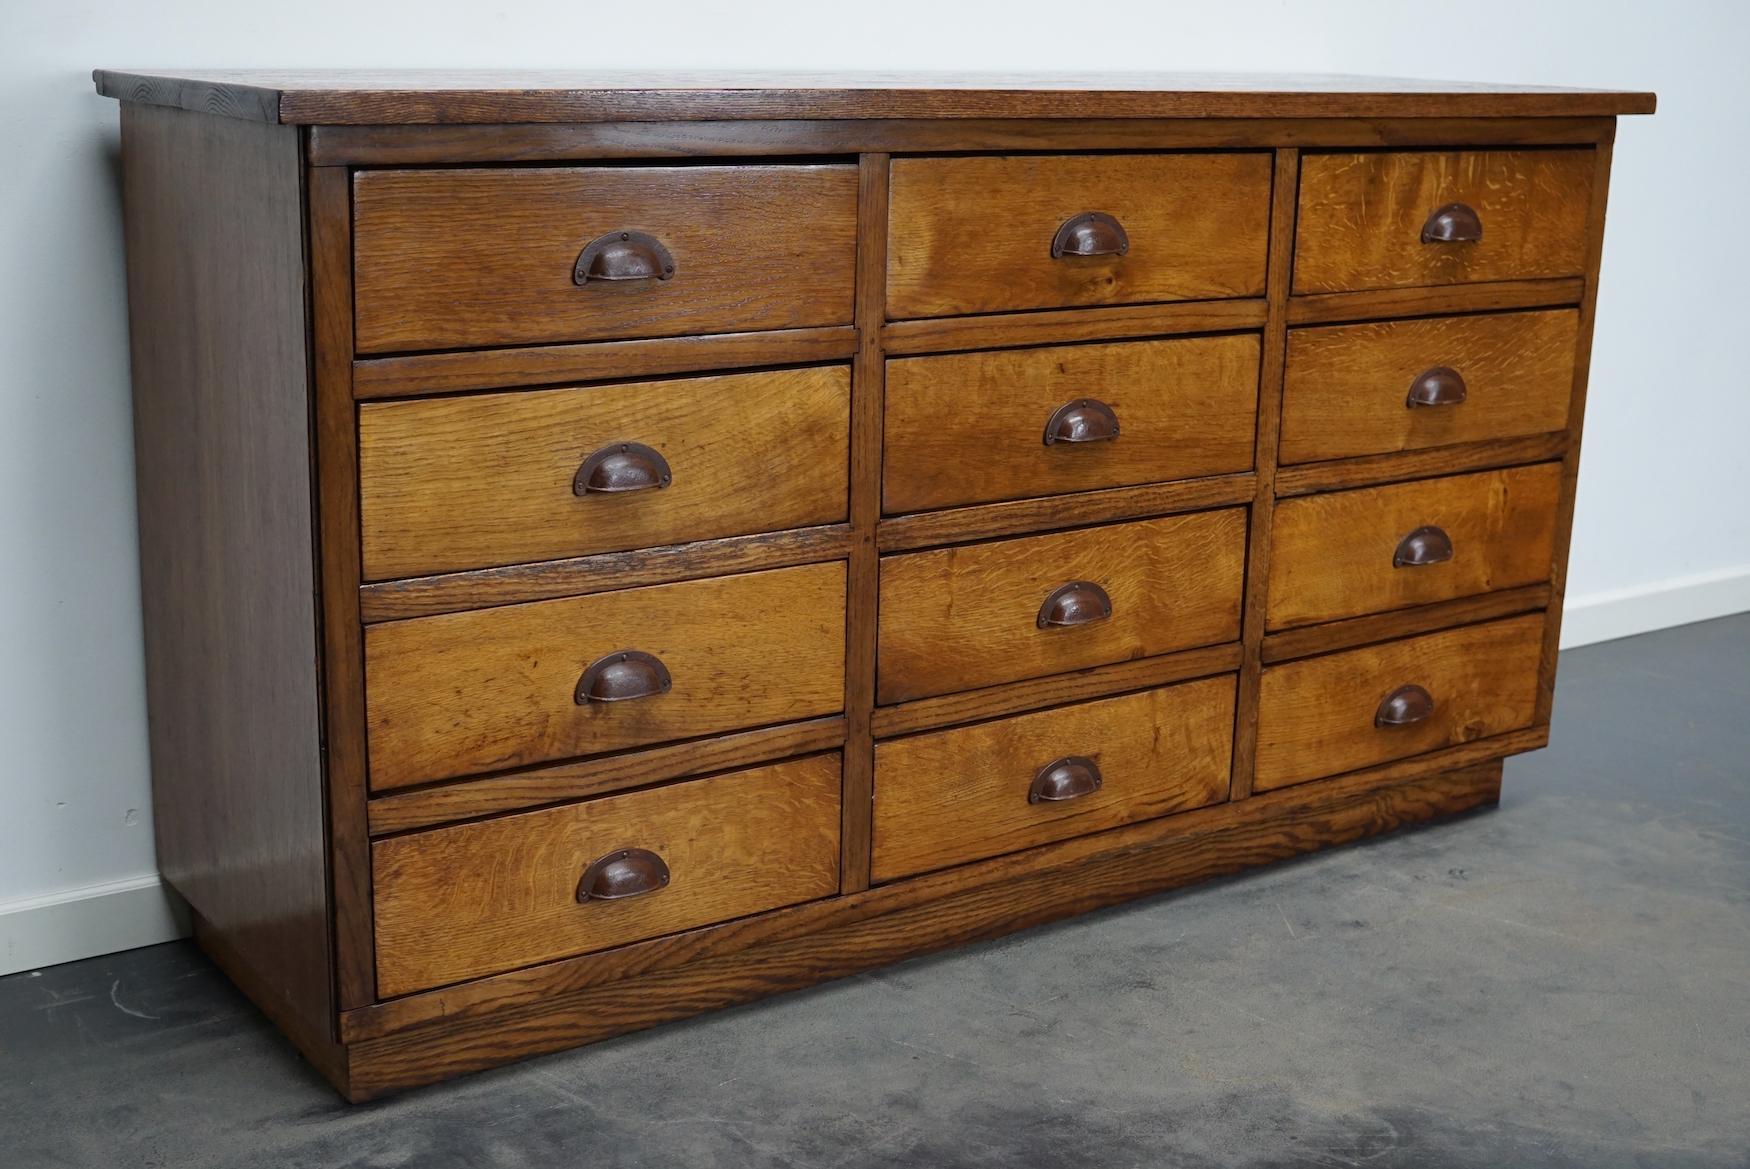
[120,104,332,1037]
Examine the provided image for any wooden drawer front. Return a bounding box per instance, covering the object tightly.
[359,367,850,579]
[1254,614,1544,791]
[373,753,841,996]
[877,509,1246,704]
[1294,150,1594,294]
[872,677,1234,881]
[883,336,1259,514]
[365,563,846,789]
[1281,310,1578,464]
[887,154,1272,319]
[1268,464,1562,630]
[352,165,858,353]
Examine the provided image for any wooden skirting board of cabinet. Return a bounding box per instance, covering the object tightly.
[97,70,1652,1101]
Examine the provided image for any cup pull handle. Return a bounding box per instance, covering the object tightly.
[1043,398,1121,445]
[1037,581,1113,629]
[1375,684,1436,728]
[1029,756,1103,804]
[576,848,670,902]
[575,650,672,704]
[574,230,676,284]
[1393,526,1455,568]
[1051,212,1130,258]
[574,442,672,496]
[1407,367,1468,408]
[1420,202,1482,244]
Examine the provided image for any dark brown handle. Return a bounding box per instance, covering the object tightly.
[1420,202,1483,244]
[1051,212,1130,258]
[1043,398,1121,445]
[1393,525,1455,568]
[1375,684,1435,728]
[1037,581,1113,629]
[1029,756,1103,804]
[1407,366,1468,408]
[574,442,672,495]
[575,650,672,704]
[573,230,677,284]
[576,848,670,902]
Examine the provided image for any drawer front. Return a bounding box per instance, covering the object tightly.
[353,165,859,353]
[359,367,850,579]
[1254,613,1545,791]
[373,753,841,996]
[1268,464,1563,630]
[1294,150,1594,294]
[872,677,1234,881]
[887,154,1272,319]
[365,563,846,789]
[1281,310,1578,464]
[877,509,1246,703]
[883,336,1259,514]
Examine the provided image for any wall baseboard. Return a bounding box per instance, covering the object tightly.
[0,874,190,978]
[1560,564,1750,649]
[1,567,1744,978]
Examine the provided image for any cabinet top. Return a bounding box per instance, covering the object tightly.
[93,69,1656,126]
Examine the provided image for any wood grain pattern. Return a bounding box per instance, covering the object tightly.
[887,153,1271,318]
[344,759,1505,1098]
[352,326,857,399]
[306,117,1618,166]
[872,677,1235,880]
[877,509,1246,703]
[882,299,1268,356]
[119,103,335,1045]
[1285,278,1583,326]
[368,718,847,835]
[1294,150,1595,293]
[1254,613,1545,791]
[94,69,1656,126]
[1275,433,1569,498]
[1267,464,1563,629]
[883,335,1259,513]
[1261,584,1551,664]
[358,367,849,579]
[872,642,1240,738]
[365,563,846,788]
[358,524,851,623]
[352,165,858,353]
[1281,310,1579,463]
[373,754,842,997]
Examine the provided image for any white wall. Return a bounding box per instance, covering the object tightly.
[4,0,1747,973]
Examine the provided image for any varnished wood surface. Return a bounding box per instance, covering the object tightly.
[343,758,1504,1097]
[367,717,847,835]
[1261,583,1551,664]
[1285,278,1583,326]
[882,299,1267,356]
[352,165,858,353]
[887,153,1271,319]
[883,335,1258,513]
[872,677,1235,881]
[365,563,846,788]
[95,70,1656,125]
[1267,464,1563,629]
[1281,310,1579,464]
[119,105,334,1044]
[1295,150,1596,294]
[1275,433,1569,498]
[373,754,842,997]
[358,524,852,624]
[352,326,857,400]
[306,117,1618,166]
[877,509,1247,703]
[1254,613,1545,791]
[358,367,849,579]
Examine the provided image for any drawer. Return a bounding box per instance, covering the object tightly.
[359,367,850,579]
[1254,613,1545,791]
[1294,150,1594,294]
[372,753,841,996]
[887,153,1272,319]
[883,335,1259,514]
[352,165,859,353]
[365,562,846,789]
[877,509,1246,703]
[1267,464,1563,630]
[872,677,1234,881]
[1281,310,1579,464]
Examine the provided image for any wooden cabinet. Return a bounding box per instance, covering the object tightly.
[99,69,1651,1100]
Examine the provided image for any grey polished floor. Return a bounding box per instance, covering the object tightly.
[4,615,1747,1169]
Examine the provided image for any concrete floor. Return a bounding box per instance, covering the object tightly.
[3,615,1747,1169]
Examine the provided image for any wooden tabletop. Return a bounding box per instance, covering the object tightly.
[92,70,1656,125]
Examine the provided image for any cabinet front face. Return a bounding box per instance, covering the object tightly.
[105,70,1641,1097]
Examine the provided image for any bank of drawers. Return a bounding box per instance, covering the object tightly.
[355,148,1586,996]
